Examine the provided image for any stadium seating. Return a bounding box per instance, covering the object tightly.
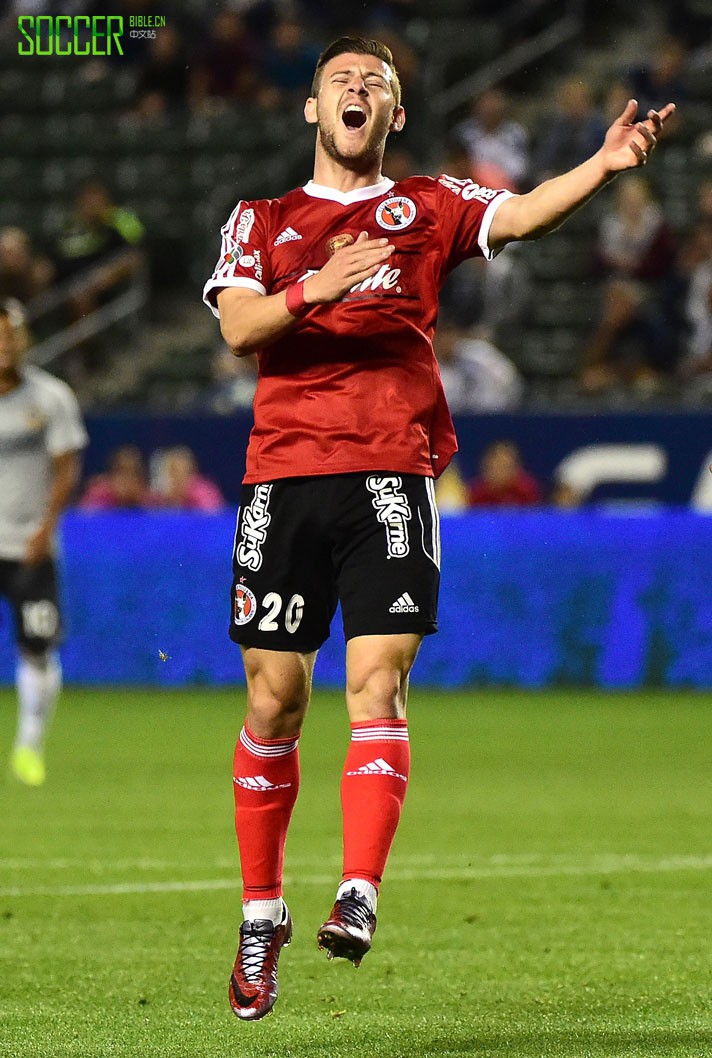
[1,1,709,406]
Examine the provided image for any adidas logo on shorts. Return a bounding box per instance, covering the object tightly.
[389,592,419,613]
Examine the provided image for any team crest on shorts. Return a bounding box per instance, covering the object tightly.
[234,584,257,625]
[375,196,417,231]
[326,232,355,256]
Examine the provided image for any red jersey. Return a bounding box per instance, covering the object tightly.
[203,175,512,484]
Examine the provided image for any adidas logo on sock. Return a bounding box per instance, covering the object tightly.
[389,592,419,613]
[346,757,408,781]
[274,227,302,246]
[234,775,292,791]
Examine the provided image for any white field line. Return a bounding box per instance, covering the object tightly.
[0,852,549,872]
[0,853,711,898]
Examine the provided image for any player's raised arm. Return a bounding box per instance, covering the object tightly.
[218,232,395,356]
[488,100,676,252]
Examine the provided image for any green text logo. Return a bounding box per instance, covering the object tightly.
[17,16,124,56]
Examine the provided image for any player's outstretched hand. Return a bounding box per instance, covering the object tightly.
[600,99,676,173]
[304,231,394,304]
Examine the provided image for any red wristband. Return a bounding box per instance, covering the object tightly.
[285,281,309,318]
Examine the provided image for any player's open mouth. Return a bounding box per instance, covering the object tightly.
[342,105,368,129]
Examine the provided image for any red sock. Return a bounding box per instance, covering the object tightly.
[340,718,410,889]
[232,725,300,901]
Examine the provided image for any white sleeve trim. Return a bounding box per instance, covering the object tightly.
[202,276,267,318]
[478,190,515,261]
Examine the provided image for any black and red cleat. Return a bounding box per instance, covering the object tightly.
[228,908,293,1021]
[317,888,377,967]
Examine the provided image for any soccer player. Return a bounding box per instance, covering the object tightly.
[0,299,87,786]
[203,36,674,1021]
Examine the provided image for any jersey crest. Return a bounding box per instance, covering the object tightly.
[375,196,417,231]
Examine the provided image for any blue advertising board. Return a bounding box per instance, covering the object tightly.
[1,511,710,689]
[81,410,712,508]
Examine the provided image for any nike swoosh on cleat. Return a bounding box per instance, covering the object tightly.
[229,974,258,1008]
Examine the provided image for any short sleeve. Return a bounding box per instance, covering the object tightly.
[435,175,515,272]
[202,199,273,318]
[44,380,88,457]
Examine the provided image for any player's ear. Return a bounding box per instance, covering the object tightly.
[390,106,406,133]
[304,96,318,125]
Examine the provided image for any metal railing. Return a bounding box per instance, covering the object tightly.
[429,0,586,120]
[24,252,149,369]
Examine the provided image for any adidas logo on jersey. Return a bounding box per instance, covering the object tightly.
[389,592,419,613]
[234,775,292,791]
[274,227,302,246]
[346,757,408,781]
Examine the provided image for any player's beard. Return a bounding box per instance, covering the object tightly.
[317,113,390,174]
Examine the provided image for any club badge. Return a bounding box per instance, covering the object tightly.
[375,196,417,231]
[234,584,257,625]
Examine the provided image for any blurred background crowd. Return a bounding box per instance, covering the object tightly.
[1,0,711,506]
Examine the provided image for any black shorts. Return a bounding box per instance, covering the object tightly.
[0,558,62,654]
[229,472,441,652]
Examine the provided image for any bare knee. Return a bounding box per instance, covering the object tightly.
[241,647,315,738]
[345,634,421,722]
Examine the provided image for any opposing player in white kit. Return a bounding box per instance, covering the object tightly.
[0,299,87,785]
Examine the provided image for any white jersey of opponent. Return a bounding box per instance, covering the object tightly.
[0,365,88,561]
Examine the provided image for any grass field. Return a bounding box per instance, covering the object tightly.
[1,687,711,1058]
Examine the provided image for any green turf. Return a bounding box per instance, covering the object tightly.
[0,687,711,1058]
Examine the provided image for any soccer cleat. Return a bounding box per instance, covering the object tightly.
[228,907,292,1021]
[10,746,45,787]
[317,888,377,967]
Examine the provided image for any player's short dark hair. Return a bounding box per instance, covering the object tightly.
[311,37,402,107]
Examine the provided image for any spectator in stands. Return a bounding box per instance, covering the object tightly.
[0,228,53,305]
[451,87,529,192]
[53,180,145,318]
[435,138,532,331]
[532,77,607,183]
[190,8,264,112]
[79,445,158,510]
[667,0,712,47]
[682,219,712,377]
[360,0,418,32]
[579,175,682,394]
[467,440,541,508]
[154,446,226,512]
[695,177,712,226]
[678,181,712,276]
[51,180,146,382]
[433,460,469,513]
[602,78,635,126]
[263,16,322,106]
[433,318,524,412]
[439,242,531,331]
[549,478,585,509]
[134,24,189,116]
[624,35,688,118]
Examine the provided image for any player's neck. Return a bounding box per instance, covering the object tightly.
[311,154,385,194]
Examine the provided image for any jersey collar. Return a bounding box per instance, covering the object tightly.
[302,178,395,205]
